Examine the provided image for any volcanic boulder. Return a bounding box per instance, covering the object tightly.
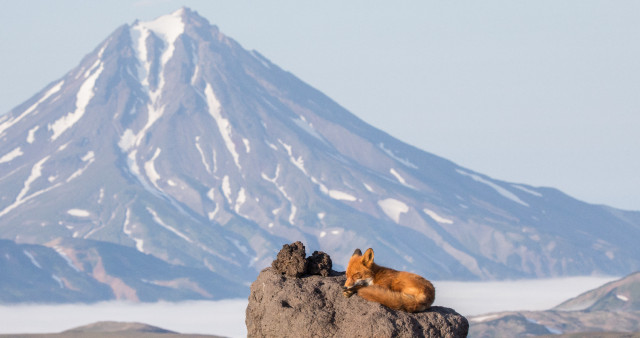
[246,243,468,337]
[271,241,308,278]
[306,250,333,277]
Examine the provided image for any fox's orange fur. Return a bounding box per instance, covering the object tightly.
[343,248,435,313]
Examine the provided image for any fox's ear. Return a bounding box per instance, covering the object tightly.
[362,248,374,267]
[352,248,362,257]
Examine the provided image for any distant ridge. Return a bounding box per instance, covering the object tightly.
[64,321,176,333]
[0,321,223,338]
[555,271,640,312]
[469,272,640,336]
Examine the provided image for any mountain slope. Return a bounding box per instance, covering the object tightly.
[1,8,640,301]
[0,238,112,303]
[0,237,244,302]
[554,271,640,312]
[469,272,640,337]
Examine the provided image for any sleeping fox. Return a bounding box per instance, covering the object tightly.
[343,248,435,313]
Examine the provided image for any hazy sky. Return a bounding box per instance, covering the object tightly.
[1,1,638,210]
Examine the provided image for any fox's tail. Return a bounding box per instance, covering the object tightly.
[357,286,433,313]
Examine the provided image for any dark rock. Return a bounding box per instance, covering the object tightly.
[246,267,469,338]
[306,250,332,277]
[63,321,176,333]
[271,241,307,278]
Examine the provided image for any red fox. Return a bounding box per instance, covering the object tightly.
[343,248,435,313]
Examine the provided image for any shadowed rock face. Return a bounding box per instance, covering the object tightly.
[306,250,332,277]
[271,241,333,278]
[247,243,468,337]
[271,241,308,278]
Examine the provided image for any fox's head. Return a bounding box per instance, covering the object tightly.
[344,248,375,289]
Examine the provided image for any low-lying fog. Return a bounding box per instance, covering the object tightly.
[0,276,617,338]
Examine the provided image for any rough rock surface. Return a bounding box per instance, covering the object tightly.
[247,244,468,337]
[306,250,332,277]
[271,241,308,278]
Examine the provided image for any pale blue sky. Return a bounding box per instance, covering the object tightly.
[1,1,639,210]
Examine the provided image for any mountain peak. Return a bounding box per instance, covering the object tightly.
[1,8,640,303]
[131,9,185,45]
[129,6,214,43]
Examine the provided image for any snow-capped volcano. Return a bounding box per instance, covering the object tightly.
[1,8,639,302]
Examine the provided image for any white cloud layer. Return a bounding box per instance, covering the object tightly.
[0,276,619,336]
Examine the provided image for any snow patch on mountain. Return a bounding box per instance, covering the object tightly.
[261,165,297,225]
[118,129,136,152]
[243,138,251,153]
[144,148,162,189]
[390,168,415,189]
[206,83,241,170]
[147,207,193,243]
[130,26,152,88]
[279,140,308,176]
[190,40,200,85]
[27,126,39,143]
[53,247,80,272]
[126,150,143,183]
[68,209,91,217]
[0,156,53,217]
[131,8,185,100]
[293,116,328,145]
[66,151,95,182]
[227,237,250,257]
[51,275,65,288]
[423,208,454,224]
[378,198,409,223]
[194,136,212,173]
[328,190,357,202]
[122,209,144,252]
[222,175,232,205]
[0,80,63,137]
[616,294,629,302]
[319,228,343,238]
[512,184,543,197]
[379,143,418,169]
[470,314,502,323]
[49,62,103,141]
[456,169,529,207]
[139,9,185,67]
[363,182,375,192]
[235,188,247,214]
[0,147,23,164]
[128,11,186,155]
[23,250,42,269]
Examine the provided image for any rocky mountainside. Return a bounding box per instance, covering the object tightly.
[0,238,111,303]
[0,238,244,302]
[1,7,640,302]
[469,272,640,337]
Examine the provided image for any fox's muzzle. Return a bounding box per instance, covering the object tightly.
[342,279,369,298]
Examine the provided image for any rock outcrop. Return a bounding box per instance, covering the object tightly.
[246,243,469,337]
[271,241,309,278]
